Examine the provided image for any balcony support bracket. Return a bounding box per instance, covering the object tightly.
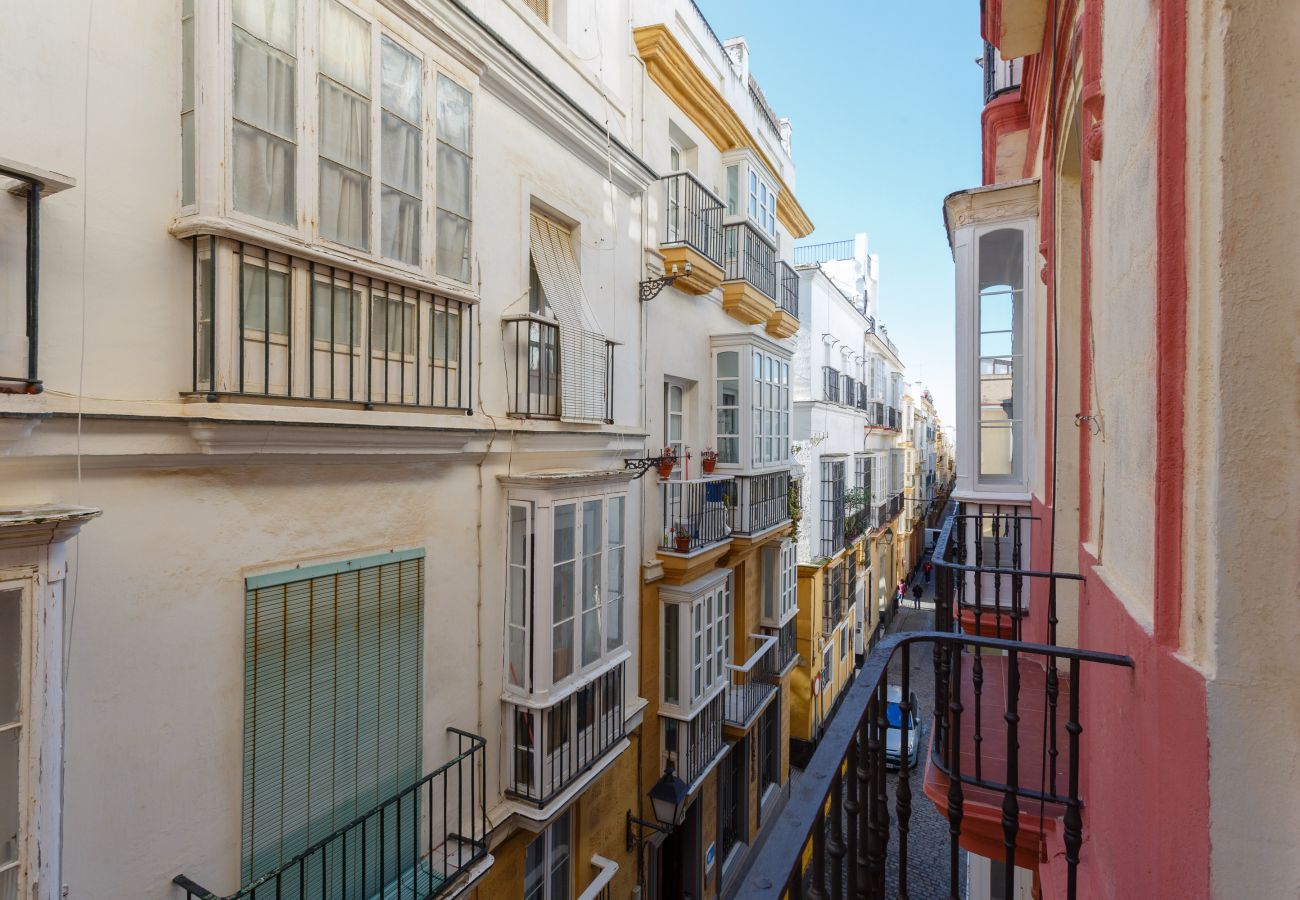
[640,262,693,303]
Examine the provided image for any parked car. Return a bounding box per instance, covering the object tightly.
[885,685,922,769]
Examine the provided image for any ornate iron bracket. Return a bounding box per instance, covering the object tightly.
[639,262,693,302]
[623,455,673,479]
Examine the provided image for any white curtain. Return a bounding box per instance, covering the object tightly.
[318,1,370,250]
[233,0,295,52]
[435,76,472,281]
[380,38,422,265]
[232,26,296,224]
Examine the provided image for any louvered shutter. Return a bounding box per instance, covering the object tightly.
[529,213,610,424]
[242,550,424,896]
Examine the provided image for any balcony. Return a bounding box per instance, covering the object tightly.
[189,235,475,412]
[736,513,1134,900]
[502,315,614,422]
[664,691,726,790]
[765,618,798,674]
[1,160,75,395]
[842,374,857,408]
[822,565,845,636]
[983,40,1024,104]
[174,729,490,900]
[767,260,801,338]
[844,505,869,549]
[722,221,778,326]
[660,172,725,295]
[723,633,780,730]
[659,476,735,555]
[729,470,792,538]
[506,662,627,808]
[822,366,841,404]
[820,488,846,559]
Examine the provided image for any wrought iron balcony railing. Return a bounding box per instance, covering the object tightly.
[174,729,489,900]
[502,315,615,422]
[983,41,1024,104]
[661,171,724,266]
[820,492,846,558]
[723,633,779,729]
[777,260,800,317]
[823,366,841,404]
[189,236,475,412]
[723,221,777,300]
[842,375,857,408]
[844,506,869,549]
[869,502,888,531]
[730,470,792,537]
[793,239,855,266]
[664,691,726,789]
[766,618,798,674]
[659,476,735,554]
[739,513,1134,900]
[506,662,626,807]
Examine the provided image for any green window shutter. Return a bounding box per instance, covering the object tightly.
[242,552,424,892]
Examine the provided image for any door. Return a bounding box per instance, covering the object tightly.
[657,796,701,900]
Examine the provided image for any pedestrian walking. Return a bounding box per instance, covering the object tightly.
[895,579,905,608]
[912,582,924,608]
[923,560,933,584]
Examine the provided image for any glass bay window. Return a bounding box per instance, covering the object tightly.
[711,336,792,471]
[183,0,475,283]
[660,570,733,718]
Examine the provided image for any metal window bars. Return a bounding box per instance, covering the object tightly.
[504,314,613,422]
[820,460,846,558]
[665,692,726,788]
[191,235,474,412]
[777,260,799,317]
[723,633,779,728]
[730,471,792,536]
[739,510,1134,900]
[792,240,856,266]
[0,162,62,394]
[660,477,736,553]
[983,41,1024,104]
[661,172,724,266]
[505,662,626,807]
[823,367,841,405]
[723,221,778,300]
[174,728,489,900]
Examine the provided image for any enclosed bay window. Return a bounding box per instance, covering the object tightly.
[711,336,791,471]
[724,153,779,237]
[976,227,1027,483]
[761,539,798,627]
[184,0,476,283]
[504,481,631,699]
[660,571,733,718]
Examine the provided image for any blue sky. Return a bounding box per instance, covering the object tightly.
[699,0,984,427]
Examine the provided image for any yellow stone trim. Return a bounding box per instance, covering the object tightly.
[660,244,724,296]
[722,280,777,326]
[656,541,733,585]
[633,24,816,238]
[765,308,800,340]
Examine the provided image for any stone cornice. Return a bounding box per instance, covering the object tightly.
[0,506,101,549]
[633,24,815,238]
[942,179,1040,250]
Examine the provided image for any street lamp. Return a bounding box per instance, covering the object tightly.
[626,763,690,851]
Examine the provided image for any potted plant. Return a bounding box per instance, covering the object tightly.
[657,446,678,479]
[700,447,719,474]
[672,524,692,552]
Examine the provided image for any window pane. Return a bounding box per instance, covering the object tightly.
[320,0,370,94]
[664,603,679,704]
[717,350,738,379]
[437,145,471,218]
[381,188,420,265]
[549,811,571,900]
[381,112,421,196]
[233,0,295,52]
[233,29,295,139]
[380,36,421,123]
[232,123,295,224]
[436,210,471,282]
[605,547,624,652]
[241,264,290,334]
[319,160,369,250]
[524,831,546,900]
[433,309,461,362]
[0,590,18,724]
[1,727,16,869]
[726,164,739,216]
[181,112,196,206]
[319,80,370,171]
[436,75,472,153]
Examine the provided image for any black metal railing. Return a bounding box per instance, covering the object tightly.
[662,172,724,265]
[665,692,726,788]
[888,492,902,521]
[767,618,798,674]
[660,477,735,553]
[822,564,845,636]
[740,512,1134,900]
[841,375,856,408]
[0,164,50,394]
[175,729,488,900]
[844,506,869,549]
[869,400,884,426]
[823,367,841,404]
[793,240,855,266]
[504,315,559,418]
[820,463,846,558]
[983,41,1023,104]
[723,221,777,300]
[854,382,869,412]
[730,471,792,536]
[885,406,900,430]
[506,662,626,807]
[724,633,779,728]
[869,502,888,531]
[777,260,799,317]
[190,235,474,412]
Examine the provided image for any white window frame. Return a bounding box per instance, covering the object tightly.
[660,570,733,718]
[524,807,571,900]
[710,335,792,473]
[760,539,798,628]
[503,484,632,706]
[182,0,478,291]
[0,577,32,896]
[722,151,780,237]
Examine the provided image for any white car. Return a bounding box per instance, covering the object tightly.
[884,685,922,769]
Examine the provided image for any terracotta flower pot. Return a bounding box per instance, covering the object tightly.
[658,460,675,479]
[702,458,717,474]
[674,534,691,552]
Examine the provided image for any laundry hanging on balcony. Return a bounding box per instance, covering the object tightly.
[529,212,611,424]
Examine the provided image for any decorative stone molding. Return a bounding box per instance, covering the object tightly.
[0,505,101,549]
[942,179,1041,248]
